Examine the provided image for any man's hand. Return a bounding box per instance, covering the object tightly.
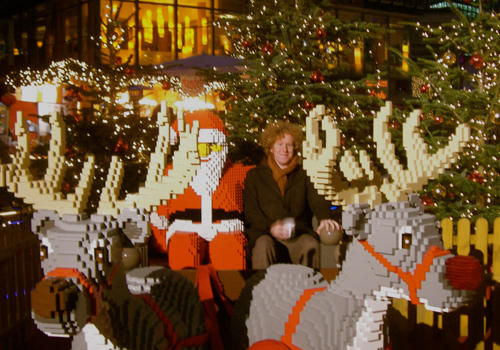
[316,219,342,235]
[270,220,293,240]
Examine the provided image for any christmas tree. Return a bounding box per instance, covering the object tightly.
[392,0,500,223]
[204,0,387,164]
[5,3,176,213]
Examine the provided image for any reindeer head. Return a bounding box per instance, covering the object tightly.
[29,206,152,337]
[342,194,482,313]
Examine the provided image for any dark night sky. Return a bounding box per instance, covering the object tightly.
[0,0,47,19]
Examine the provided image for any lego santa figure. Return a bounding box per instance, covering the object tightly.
[150,109,253,270]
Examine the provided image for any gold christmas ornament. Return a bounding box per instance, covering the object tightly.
[432,183,447,200]
[267,79,278,91]
[487,168,498,180]
[326,108,336,117]
[490,108,500,125]
[442,50,457,65]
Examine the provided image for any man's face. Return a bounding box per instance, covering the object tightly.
[271,133,295,168]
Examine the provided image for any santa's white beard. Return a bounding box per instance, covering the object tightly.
[190,150,226,197]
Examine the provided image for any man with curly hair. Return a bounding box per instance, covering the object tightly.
[243,121,341,269]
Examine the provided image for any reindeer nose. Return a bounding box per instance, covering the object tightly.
[445,255,483,291]
[31,277,79,319]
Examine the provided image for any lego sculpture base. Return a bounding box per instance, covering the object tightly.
[168,231,247,270]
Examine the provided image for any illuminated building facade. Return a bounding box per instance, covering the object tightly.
[0,0,438,119]
[0,0,245,72]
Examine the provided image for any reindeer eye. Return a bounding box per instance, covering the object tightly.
[40,245,48,261]
[399,226,413,249]
[95,248,105,264]
[402,234,412,249]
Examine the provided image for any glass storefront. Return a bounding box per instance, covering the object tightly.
[96,0,243,66]
[1,0,416,103]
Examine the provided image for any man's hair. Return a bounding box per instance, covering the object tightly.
[261,121,303,155]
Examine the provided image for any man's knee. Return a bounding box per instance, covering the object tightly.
[295,234,320,268]
[297,234,320,251]
[251,235,276,269]
[254,234,275,250]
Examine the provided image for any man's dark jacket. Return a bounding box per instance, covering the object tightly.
[243,162,333,254]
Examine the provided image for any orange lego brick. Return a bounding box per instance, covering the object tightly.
[168,232,208,269]
[213,163,254,213]
[209,231,247,270]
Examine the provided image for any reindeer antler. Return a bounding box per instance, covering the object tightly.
[1,101,200,218]
[302,105,343,197]
[98,101,200,216]
[0,111,95,214]
[303,106,383,207]
[375,102,470,202]
[303,101,470,207]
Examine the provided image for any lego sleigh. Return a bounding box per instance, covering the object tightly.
[0,101,483,350]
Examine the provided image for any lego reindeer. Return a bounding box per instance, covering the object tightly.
[231,103,480,350]
[233,195,483,350]
[0,104,222,349]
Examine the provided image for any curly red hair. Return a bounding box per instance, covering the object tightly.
[261,121,303,155]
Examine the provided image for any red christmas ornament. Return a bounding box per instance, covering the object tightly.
[316,28,326,39]
[115,56,123,65]
[419,112,426,121]
[389,121,399,130]
[463,0,471,3]
[125,66,136,77]
[420,84,429,93]
[242,40,253,49]
[262,41,273,54]
[114,137,129,153]
[467,171,484,185]
[469,53,484,68]
[434,115,444,125]
[65,146,75,158]
[62,182,72,192]
[1,94,17,107]
[73,114,83,122]
[309,70,324,83]
[421,195,434,206]
[162,81,172,90]
[219,92,229,101]
[304,100,315,110]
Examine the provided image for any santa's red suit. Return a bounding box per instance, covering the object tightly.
[150,110,253,269]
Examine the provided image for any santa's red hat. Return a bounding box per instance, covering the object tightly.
[172,110,227,135]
